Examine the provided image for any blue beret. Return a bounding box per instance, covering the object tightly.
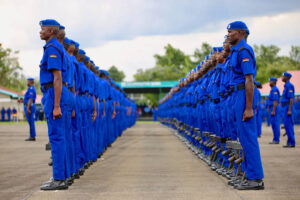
[269,77,277,82]
[227,21,250,35]
[78,49,86,55]
[90,60,95,65]
[254,81,260,86]
[213,47,223,52]
[205,55,210,60]
[103,70,109,76]
[84,56,90,61]
[39,19,60,27]
[197,64,201,70]
[283,72,292,77]
[59,25,65,30]
[27,78,34,81]
[64,37,72,45]
[95,66,99,70]
[200,61,204,65]
[74,41,79,49]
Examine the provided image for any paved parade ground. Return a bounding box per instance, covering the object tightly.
[0,122,300,200]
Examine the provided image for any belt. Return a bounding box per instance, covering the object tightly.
[230,84,245,92]
[24,103,28,106]
[282,102,290,106]
[63,82,68,87]
[41,82,54,91]
[213,98,220,104]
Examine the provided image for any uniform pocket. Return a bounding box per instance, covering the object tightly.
[42,92,54,118]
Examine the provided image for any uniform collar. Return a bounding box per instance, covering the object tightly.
[43,37,59,48]
[231,38,246,52]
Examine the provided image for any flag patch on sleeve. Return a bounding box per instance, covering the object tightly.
[50,54,57,58]
[242,58,249,62]
[289,90,293,92]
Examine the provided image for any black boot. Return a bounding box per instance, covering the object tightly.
[40,179,68,190]
[235,179,264,190]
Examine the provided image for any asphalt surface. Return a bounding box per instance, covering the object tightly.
[0,122,299,200]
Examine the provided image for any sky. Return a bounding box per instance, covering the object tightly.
[1,0,300,81]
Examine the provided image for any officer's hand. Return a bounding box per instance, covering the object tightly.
[112,111,116,119]
[271,111,275,116]
[243,108,253,121]
[27,108,31,115]
[72,110,75,118]
[102,111,106,117]
[287,110,292,116]
[53,106,62,120]
[92,111,96,122]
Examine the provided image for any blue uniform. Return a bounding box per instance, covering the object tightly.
[281,81,296,146]
[1,107,5,121]
[229,39,264,180]
[268,86,281,142]
[254,87,262,137]
[24,85,36,138]
[6,108,11,121]
[40,37,68,180]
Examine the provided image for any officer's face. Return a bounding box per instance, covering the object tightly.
[40,26,52,40]
[227,29,240,45]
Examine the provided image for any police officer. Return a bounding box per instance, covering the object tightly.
[281,72,296,148]
[24,78,37,141]
[268,77,281,144]
[227,21,264,190]
[7,107,11,121]
[39,19,68,190]
[254,81,262,138]
[1,107,5,121]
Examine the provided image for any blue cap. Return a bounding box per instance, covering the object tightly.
[78,49,86,55]
[99,70,109,76]
[39,19,60,27]
[84,56,90,61]
[27,78,34,81]
[95,66,99,70]
[254,81,260,86]
[227,21,250,35]
[74,41,79,49]
[90,60,95,65]
[196,64,201,70]
[64,37,72,45]
[213,47,223,52]
[269,77,277,82]
[205,55,210,60]
[283,72,292,78]
[59,25,65,30]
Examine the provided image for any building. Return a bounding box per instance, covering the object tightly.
[0,86,24,121]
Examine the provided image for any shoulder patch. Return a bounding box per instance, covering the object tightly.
[50,54,57,58]
[289,90,293,92]
[242,58,249,62]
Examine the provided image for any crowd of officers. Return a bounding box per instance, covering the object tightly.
[157,21,297,190]
[34,19,136,190]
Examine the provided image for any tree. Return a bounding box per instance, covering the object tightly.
[108,65,125,82]
[192,42,212,64]
[0,43,26,91]
[290,45,300,67]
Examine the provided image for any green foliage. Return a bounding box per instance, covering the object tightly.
[254,45,300,83]
[108,65,125,81]
[0,43,26,91]
[134,43,212,82]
